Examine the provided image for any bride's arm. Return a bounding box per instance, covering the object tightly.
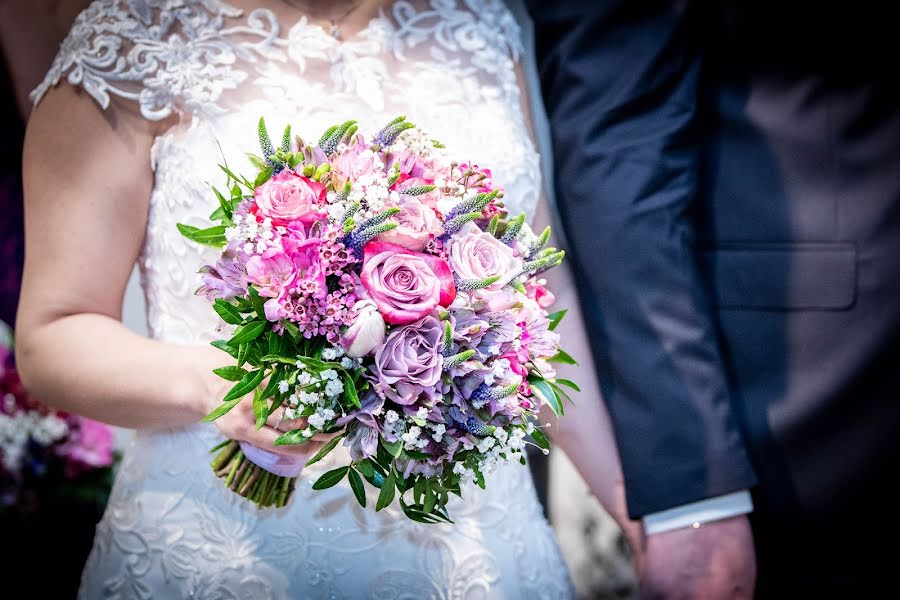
[514,64,645,558]
[532,200,644,558]
[15,84,316,455]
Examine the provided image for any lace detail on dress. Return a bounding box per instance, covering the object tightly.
[35,1,564,598]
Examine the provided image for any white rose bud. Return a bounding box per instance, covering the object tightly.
[340,300,386,358]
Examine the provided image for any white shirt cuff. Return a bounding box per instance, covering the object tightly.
[642,490,754,535]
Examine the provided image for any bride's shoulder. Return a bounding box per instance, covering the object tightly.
[30,0,244,120]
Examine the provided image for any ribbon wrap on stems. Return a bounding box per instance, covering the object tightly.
[239,441,306,477]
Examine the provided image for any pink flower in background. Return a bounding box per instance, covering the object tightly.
[360,241,456,325]
[58,417,114,472]
[245,249,296,299]
[447,222,522,292]
[374,315,444,405]
[252,170,327,225]
[377,197,443,251]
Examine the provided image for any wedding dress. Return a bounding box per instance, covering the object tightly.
[32,0,574,598]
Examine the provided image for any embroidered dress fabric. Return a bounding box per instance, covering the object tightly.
[32,0,572,597]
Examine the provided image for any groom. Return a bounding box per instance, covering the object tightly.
[528,1,900,597]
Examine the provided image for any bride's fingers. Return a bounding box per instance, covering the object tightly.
[242,425,324,458]
[265,409,305,431]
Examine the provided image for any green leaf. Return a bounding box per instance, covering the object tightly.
[213,299,244,325]
[260,354,299,366]
[201,396,243,422]
[212,365,247,381]
[375,471,396,511]
[555,378,581,392]
[343,372,360,408]
[211,339,239,359]
[403,450,431,460]
[253,387,269,430]
[304,433,346,466]
[413,476,426,505]
[258,367,284,401]
[274,428,310,446]
[348,468,366,507]
[219,164,250,188]
[400,504,441,524]
[222,368,265,403]
[254,166,274,188]
[236,341,250,368]
[549,381,574,406]
[383,439,403,459]
[355,459,378,479]
[549,349,577,365]
[228,321,267,346]
[423,484,436,515]
[209,206,227,221]
[312,466,348,490]
[530,377,563,416]
[530,428,551,451]
[212,186,231,219]
[248,287,267,321]
[296,356,343,371]
[547,309,567,331]
[246,153,267,170]
[176,223,227,247]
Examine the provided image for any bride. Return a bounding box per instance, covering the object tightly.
[16,0,638,597]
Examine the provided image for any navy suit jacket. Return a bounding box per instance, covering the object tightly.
[528,1,900,573]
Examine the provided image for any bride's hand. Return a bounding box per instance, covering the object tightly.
[205,381,336,459]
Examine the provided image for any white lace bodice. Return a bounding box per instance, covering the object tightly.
[33,1,569,598]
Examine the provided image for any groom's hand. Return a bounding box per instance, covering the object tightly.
[638,515,756,599]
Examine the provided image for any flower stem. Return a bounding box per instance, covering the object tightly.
[224,449,244,488]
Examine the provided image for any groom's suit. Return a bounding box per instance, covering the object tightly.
[528,0,900,594]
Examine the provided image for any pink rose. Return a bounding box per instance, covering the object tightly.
[245,249,295,299]
[374,315,444,405]
[360,241,456,325]
[377,197,443,251]
[447,222,523,292]
[253,170,327,226]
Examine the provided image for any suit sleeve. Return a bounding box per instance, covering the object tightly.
[527,0,757,518]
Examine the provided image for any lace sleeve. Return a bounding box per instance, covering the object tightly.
[30,0,246,121]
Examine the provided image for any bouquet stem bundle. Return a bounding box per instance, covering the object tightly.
[210,440,295,507]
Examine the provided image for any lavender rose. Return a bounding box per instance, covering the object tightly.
[374,315,443,405]
[447,222,523,291]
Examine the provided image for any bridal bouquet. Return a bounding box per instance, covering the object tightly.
[180,117,577,522]
[1,331,115,511]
